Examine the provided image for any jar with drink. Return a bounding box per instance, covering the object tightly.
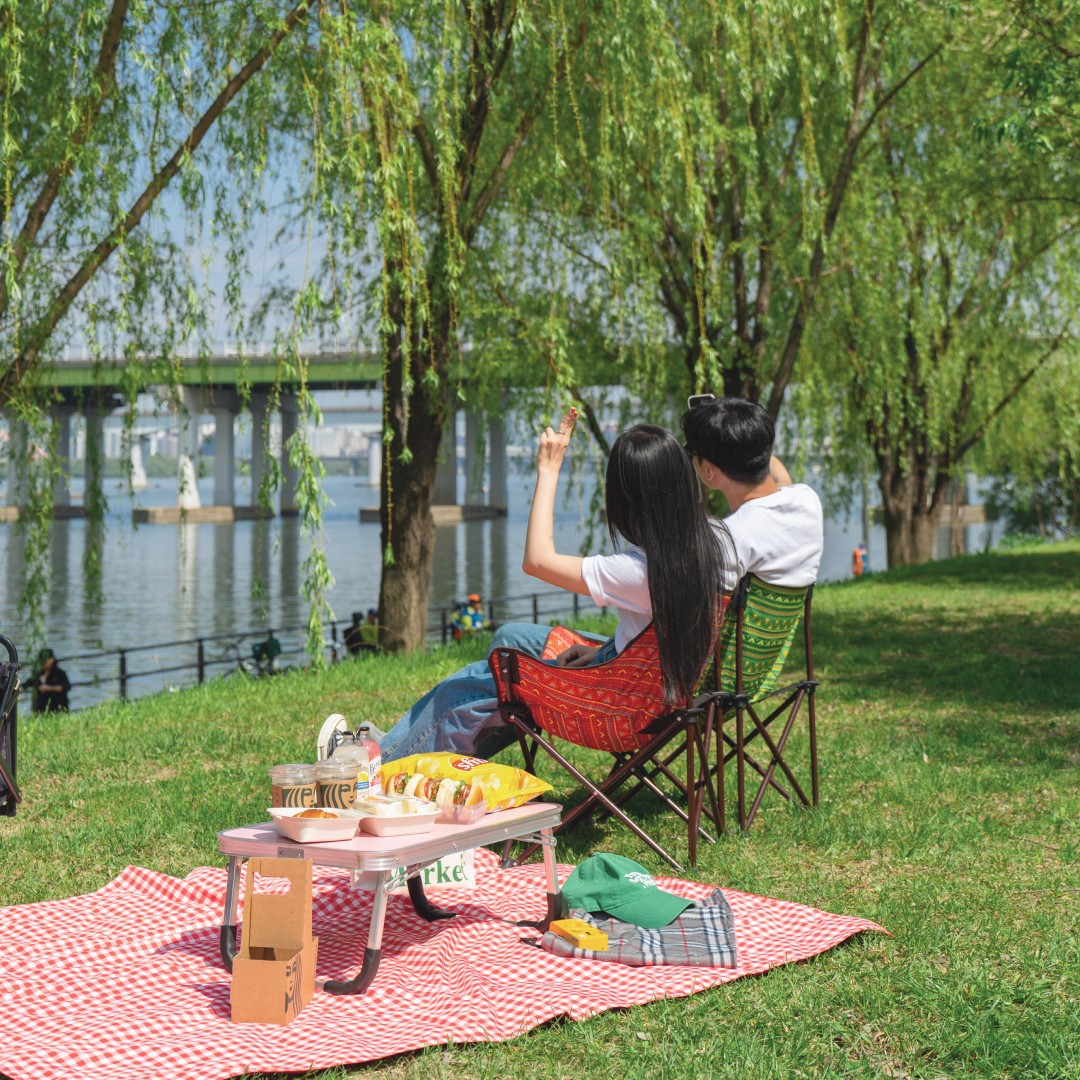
[330,724,383,799]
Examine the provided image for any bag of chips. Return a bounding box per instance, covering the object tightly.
[381,752,552,812]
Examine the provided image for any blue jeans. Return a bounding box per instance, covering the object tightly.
[378,622,614,764]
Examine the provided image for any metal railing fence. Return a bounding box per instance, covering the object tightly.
[10,587,592,712]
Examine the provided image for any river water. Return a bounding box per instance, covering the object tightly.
[0,467,999,709]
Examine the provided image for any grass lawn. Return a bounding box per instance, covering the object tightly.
[3,540,1078,1079]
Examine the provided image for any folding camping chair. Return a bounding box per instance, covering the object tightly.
[489,574,819,868]
[490,620,723,871]
[703,573,819,831]
[0,634,23,818]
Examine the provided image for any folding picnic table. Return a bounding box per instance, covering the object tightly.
[218,801,563,995]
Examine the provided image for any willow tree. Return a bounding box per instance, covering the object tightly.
[801,18,1080,566]
[306,1,603,651]
[533,0,946,417]
[1,0,317,635]
[978,352,1080,542]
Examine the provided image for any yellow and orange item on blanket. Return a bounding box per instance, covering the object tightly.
[381,752,551,812]
[548,918,609,951]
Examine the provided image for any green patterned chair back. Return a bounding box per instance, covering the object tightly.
[715,574,811,703]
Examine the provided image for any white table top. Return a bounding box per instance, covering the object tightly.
[218,801,562,871]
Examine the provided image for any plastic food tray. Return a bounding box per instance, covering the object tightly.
[436,801,487,826]
[268,807,363,843]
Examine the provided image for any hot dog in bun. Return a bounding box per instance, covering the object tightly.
[384,770,484,810]
[435,776,485,811]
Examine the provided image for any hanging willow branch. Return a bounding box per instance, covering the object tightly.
[0,0,318,405]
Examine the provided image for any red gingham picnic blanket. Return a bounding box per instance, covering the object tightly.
[0,849,886,1080]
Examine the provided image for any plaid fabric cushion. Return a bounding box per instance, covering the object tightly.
[540,888,737,968]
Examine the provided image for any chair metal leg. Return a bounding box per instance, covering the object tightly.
[744,696,811,828]
[716,705,725,835]
[686,715,698,866]
[736,705,747,830]
[717,684,818,830]
[512,720,686,870]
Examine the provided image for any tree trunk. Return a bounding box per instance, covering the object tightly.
[878,455,944,568]
[376,276,454,653]
[377,412,443,652]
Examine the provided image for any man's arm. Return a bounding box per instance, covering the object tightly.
[770,455,793,486]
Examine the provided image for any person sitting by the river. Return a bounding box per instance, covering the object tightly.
[251,633,281,672]
[377,409,728,765]
[450,593,488,642]
[32,648,71,714]
[344,610,378,657]
[681,394,824,591]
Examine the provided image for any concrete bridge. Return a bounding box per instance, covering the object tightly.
[1,349,509,524]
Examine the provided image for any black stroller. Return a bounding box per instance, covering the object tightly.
[0,634,22,817]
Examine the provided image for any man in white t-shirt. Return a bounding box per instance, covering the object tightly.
[681,396,823,590]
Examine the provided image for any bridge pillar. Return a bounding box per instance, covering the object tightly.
[433,411,457,506]
[367,432,381,487]
[249,390,270,508]
[177,387,205,510]
[129,436,149,491]
[211,391,239,507]
[4,416,29,511]
[488,402,507,512]
[83,405,106,509]
[181,386,204,461]
[464,407,484,507]
[50,405,74,508]
[280,394,300,516]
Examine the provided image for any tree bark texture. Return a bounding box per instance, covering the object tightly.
[876,451,949,567]
[376,273,454,652]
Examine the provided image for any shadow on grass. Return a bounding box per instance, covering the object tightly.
[808,546,1079,714]
[817,610,1079,710]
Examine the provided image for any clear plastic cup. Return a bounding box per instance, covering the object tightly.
[269,763,317,808]
[316,758,358,809]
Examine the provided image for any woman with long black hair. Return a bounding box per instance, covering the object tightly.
[377,409,727,763]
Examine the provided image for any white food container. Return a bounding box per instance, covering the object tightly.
[353,794,405,817]
[359,807,439,836]
[268,806,363,843]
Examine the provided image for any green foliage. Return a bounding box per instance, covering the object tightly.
[3,0,1079,651]
[979,350,1080,541]
[800,10,1080,565]
[972,0,1080,155]
[1,0,319,648]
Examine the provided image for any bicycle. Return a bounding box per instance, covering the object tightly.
[217,639,280,679]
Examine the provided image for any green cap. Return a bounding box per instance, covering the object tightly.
[561,853,693,929]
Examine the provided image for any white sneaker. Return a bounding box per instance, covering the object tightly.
[316,712,350,761]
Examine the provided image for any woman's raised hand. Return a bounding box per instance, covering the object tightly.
[536,407,578,472]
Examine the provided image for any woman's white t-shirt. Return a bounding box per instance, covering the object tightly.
[580,548,653,654]
[580,483,823,652]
